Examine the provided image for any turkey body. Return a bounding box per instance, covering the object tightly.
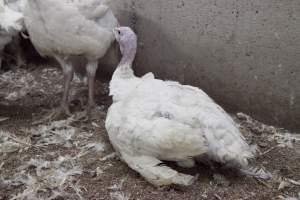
[107,72,255,186]
[24,0,118,118]
[106,27,255,186]
[25,0,115,60]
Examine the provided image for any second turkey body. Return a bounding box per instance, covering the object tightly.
[24,0,118,119]
[106,27,255,186]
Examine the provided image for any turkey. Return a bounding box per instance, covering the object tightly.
[105,27,256,186]
[24,0,118,120]
[0,0,23,69]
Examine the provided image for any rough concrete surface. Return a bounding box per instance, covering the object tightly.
[104,0,300,131]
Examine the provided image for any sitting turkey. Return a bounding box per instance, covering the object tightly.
[105,27,256,186]
[0,0,23,69]
[24,0,118,120]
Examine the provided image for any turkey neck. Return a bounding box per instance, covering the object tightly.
[113,40,137,79]
[110,39,138,101]
[119,43,136,67]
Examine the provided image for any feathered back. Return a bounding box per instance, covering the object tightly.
[70,0,118,29]
[0,0,23,32]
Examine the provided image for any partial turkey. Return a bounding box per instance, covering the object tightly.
[0,0,23,69]
[105,27,256,186]
[24,0,118,120]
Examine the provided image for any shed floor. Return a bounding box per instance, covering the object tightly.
[0,65,299,200]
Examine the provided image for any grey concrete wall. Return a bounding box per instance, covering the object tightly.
[104,0,300,131]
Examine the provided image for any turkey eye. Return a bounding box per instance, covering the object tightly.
[118,30,121,34]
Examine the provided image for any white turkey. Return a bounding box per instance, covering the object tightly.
[0,0,23,69]
[24,0,118,120]
[105,27,256,186]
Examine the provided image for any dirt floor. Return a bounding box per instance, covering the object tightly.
[0,65,299,200]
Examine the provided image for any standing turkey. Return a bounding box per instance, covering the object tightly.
[105,27,256,186]
[24,0,118,120]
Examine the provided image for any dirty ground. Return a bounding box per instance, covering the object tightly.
[0,65,299,200]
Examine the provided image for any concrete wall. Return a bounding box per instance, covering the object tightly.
[105,0,300,131]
